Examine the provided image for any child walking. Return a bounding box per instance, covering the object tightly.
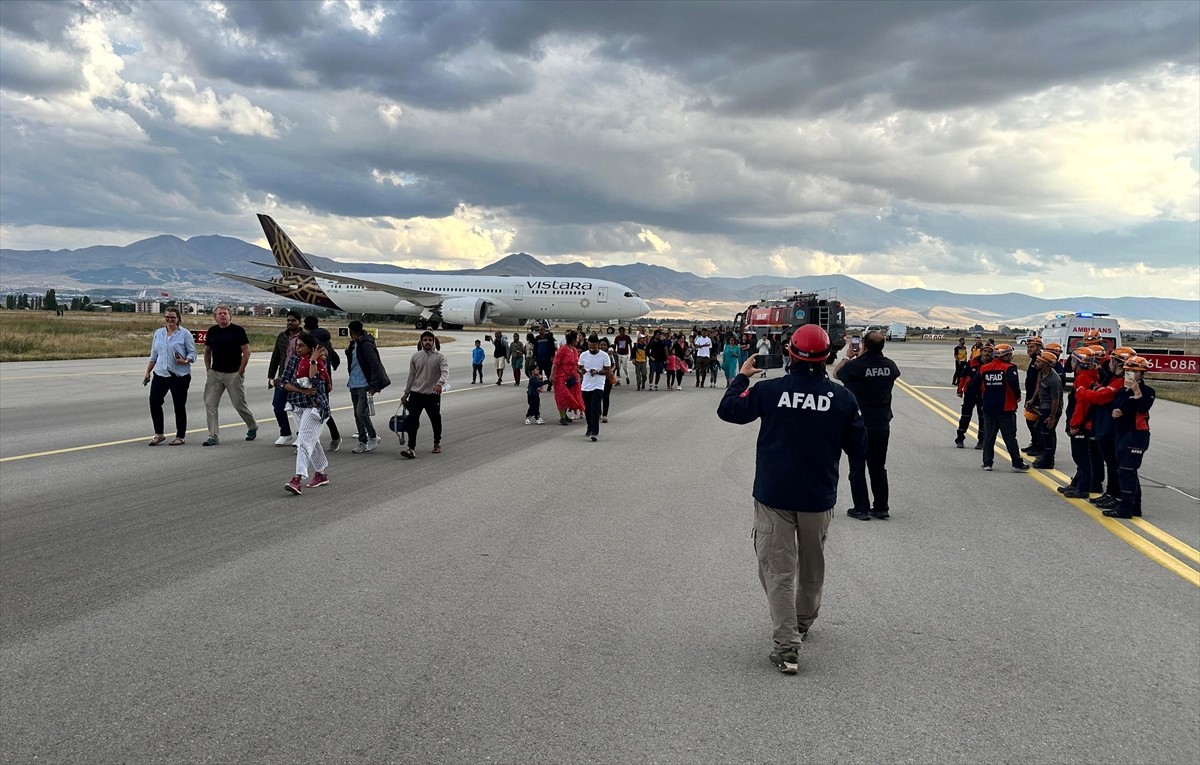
[471,339,485,384]
[525,367,546,424]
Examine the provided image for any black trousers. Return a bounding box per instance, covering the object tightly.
[405,392,442,449]
[1068,432,1092,490]
[981,411,1022,468]
[149,373,191,438]
[1036,408,1055,463]
[1097,435,1120,497]
[582,389,603,436]
[849,427,890,512]
[956,399,981,441]
[1088,439,1104,492]
[1025,415,1043,450]
[1116,432,1149,515]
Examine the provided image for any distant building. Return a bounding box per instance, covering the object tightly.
[135,298,160,314]
[253,304,272,317]
[1150,330,1170,339]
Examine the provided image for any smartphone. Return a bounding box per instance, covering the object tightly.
[755,353,784,369]
[851,336,861,352]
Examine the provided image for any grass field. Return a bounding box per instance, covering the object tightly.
[0,311,443,362]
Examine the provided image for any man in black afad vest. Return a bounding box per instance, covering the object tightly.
[834,330,901,520]
[718,325,867,676]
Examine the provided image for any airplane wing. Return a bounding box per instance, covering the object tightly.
[261,263,447,308]
[214,272,294,291]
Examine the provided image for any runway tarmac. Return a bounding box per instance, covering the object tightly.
[1,337,1197,764]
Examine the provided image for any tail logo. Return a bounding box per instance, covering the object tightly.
[257,214,338,309]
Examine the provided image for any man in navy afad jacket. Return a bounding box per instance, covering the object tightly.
[973,344,1030,472]
[718,325,867,675]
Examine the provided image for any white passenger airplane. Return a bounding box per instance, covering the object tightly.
[217,214,650,329]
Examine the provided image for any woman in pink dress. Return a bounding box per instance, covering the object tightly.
[552,330,585,425]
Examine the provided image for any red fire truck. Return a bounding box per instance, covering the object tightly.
[733,290,848,359]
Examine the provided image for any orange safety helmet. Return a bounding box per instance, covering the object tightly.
[786,324,831,364]
[1071,346,1097,367]
[1087,344,1108,362]
[1026,336,1044,348]
[1081,330,1103,343]
[1123,355,1151,373]
[1044,342,1063,357]
[993,343,1014,361]
[1038,350,1058,365]
[1024,408,1040,422]
[1111,346,1136,362]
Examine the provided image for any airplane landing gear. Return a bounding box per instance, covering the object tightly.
[415,318,428,330]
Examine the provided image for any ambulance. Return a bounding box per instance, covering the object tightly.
[1036,312,1122,352]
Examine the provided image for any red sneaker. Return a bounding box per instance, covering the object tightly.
[284,476,303,495]
[306,472,329,488]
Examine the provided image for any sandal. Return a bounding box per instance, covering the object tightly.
[431,445,442,454]
[168,438,185,446]
[148,435,166,446]
[400,448,415,460]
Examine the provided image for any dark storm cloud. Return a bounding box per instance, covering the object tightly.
[0,0,86,45]
[129,1,534,109]
[481,0,1200,114]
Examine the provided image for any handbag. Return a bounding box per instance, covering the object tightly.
[389,404,407,445]
[565,376,577,388]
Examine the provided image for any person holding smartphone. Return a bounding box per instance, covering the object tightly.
[717,324,867,674]
[143,307,195,446]
[1104,356,1155,518]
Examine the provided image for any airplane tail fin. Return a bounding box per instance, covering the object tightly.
[252,214,338,309]
[258,214,317,273]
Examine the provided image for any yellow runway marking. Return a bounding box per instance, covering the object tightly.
[0,387,475,463]
[895,377,1199,588]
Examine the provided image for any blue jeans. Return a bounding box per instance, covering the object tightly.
[272,384,291,436]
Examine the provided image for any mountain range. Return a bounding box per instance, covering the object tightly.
[2,235,1197,331]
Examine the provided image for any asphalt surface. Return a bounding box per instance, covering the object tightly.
[2,337,1198,764]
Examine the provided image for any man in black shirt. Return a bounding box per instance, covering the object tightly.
[202,305,257,446]
[646,330,668,390]
[834,330,901,519]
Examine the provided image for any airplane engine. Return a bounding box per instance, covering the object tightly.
[439,298,491,327]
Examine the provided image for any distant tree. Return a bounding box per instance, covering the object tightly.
[5,294,14,310]
[17,293,29,309]
[70,296,83,311]
[43,289,57,310]
[82,295,93,311]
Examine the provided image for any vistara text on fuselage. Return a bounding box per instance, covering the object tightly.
[215,214,650,330]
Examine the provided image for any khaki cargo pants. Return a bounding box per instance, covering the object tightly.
[753,501,833,649]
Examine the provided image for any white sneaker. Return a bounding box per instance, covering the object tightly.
[352,442,368,454]
[525,417,533,425]
[536,417,545,424]
[274,435,295,446]
[365,436,381,453]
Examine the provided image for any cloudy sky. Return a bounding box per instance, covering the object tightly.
[1,0,1197,299]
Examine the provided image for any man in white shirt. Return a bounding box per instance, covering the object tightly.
[693,327,714,388]
[577,334,611,442]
